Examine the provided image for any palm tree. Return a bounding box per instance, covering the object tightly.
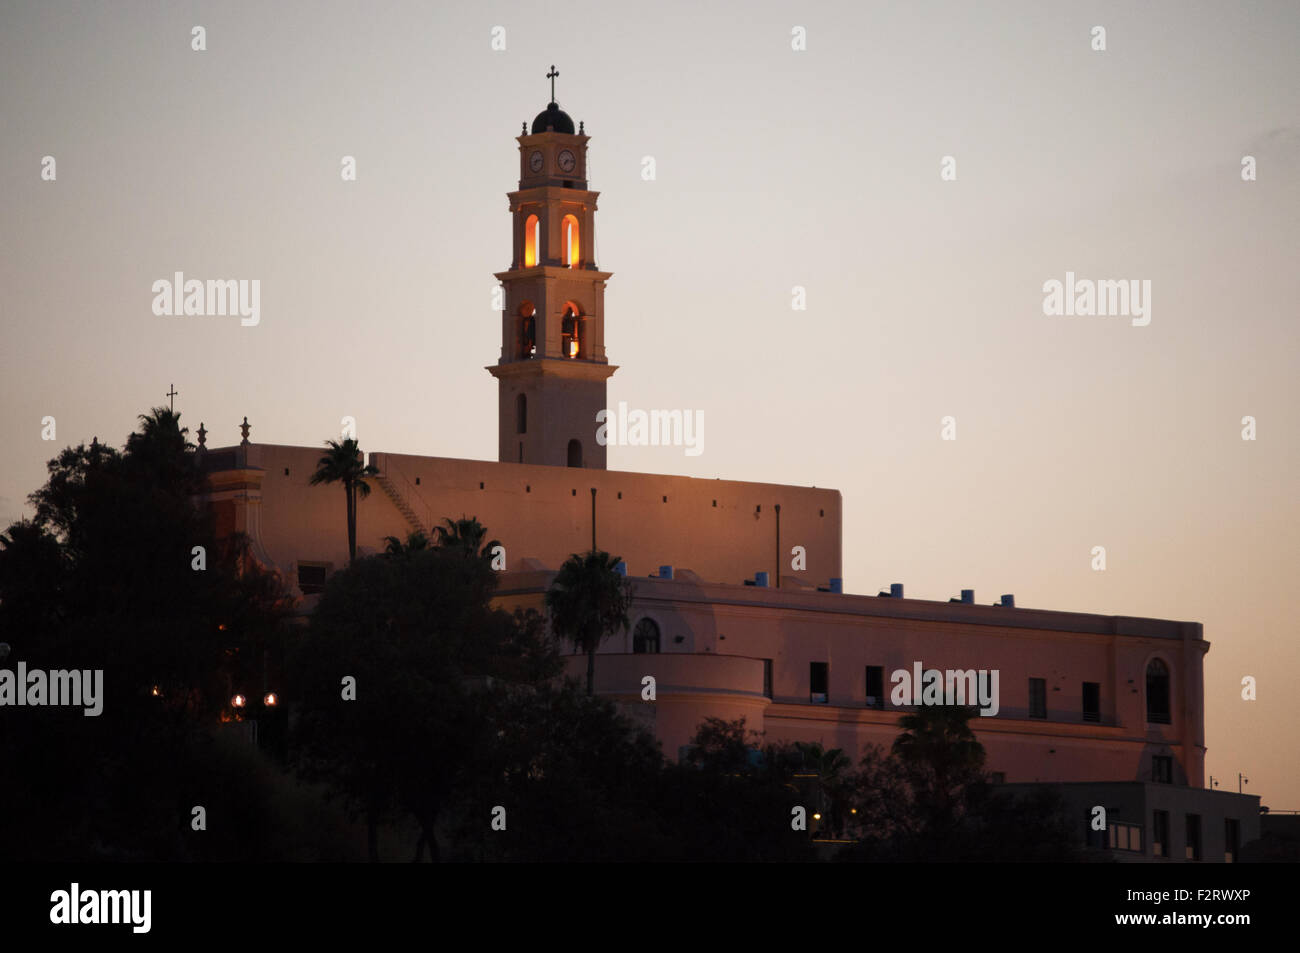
[545,550,633,696]
[309,438,379,564]
[433,516,500,562]
[892,705,986,835]
[383,530,430,556]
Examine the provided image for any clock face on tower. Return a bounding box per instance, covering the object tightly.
[528,150,544,173]
[557,149,576,173]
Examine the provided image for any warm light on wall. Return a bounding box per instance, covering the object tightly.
[263,692,278,707]
[231,694,246,708]
[562,214,580,268]
[524,214,540,267]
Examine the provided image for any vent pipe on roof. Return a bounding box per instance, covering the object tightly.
[614,561,627,577]
[890,583,904,598]
[659,565,674,580]
[1000,594,1015,607]
[961,589,975,604]
[755,571,769,588]
[829,578,843,594]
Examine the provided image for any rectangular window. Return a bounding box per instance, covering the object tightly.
[1028,678,1047,719]
[763,659,773,700]
[1108,823,1143,853]
[297,563,328,595]
[809,662,828,704]
[1082,681,1100,722]
[1152,755,1173,784]
[1186,814,1202,861]
[1225,819,1239,864]
[1152,810,1170,858]
[865,666,884,709]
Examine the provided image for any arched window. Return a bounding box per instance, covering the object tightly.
[562,214,580,268]
[517,303,536,359]
[523,214,540,268]
[633,618,660,654]
[561,307,580,358]
[567,438,583,468]
[516,393,527,434]
[1146,658,1171,724]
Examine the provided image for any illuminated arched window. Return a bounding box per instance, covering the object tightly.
[516,393,527,434]
[1146,659,1171,724]
[523,214,540,267]
[567,438,583,468]
[562,214,580,268]
[561,307,580,359]
[633,618,660,654]
[517,302,536,359]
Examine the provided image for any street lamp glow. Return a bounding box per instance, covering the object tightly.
[232,694,246,708]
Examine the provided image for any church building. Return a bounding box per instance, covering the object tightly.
[197,84,1258,860]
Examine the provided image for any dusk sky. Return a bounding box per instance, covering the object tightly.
[2,1,1297,806]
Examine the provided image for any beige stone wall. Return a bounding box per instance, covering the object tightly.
[225,443,841,589]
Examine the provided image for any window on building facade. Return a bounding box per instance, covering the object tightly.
[1082,681,1100,722]
[1225,819,1239,863]
[632,618,660,654]
[517,303,536,359]
[561,308,580,358]
[1186,814,1202,861]
[865,665,884,709]
[523,214,540,267]
[1146,658,1171,724]
[1152,810,1170,858]
[1152,755,1173,784]
[762,659,773,699]
[810,662,828,704]
[1029,678,1047,719]
[567,439,583,468]
[297,563,328,594]
[1108,823,1143,853]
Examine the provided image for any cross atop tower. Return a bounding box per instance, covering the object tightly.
[547,65,559,103]
[166,383,178,411]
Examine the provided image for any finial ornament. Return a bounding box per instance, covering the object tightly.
[547,65,559,103]
[240,416,251,446]
[197,422,207,448]
[522,121,527,134]
[579,120,584,134]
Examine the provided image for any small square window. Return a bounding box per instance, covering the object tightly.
[1186,814,1202,861]
[1082,681,1101,722]
[1152,810,1170,858]
[1029,678,1047,719]
[809,662,828,704]
[865,666,884,709]
[297,563,329,595]
[1153,755,1173,784]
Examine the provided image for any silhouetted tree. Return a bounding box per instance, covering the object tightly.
[309,438,379,564]
[292,531,559,862]
[545,550,633,696]
[0,410,293,861]
[837,706,1081,861]
[433,516,500,563]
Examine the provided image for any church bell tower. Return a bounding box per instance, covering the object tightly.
[488,67,616,469]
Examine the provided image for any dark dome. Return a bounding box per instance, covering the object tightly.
[531,101,575,135]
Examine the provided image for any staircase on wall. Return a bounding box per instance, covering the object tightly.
[374,470,428,539]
